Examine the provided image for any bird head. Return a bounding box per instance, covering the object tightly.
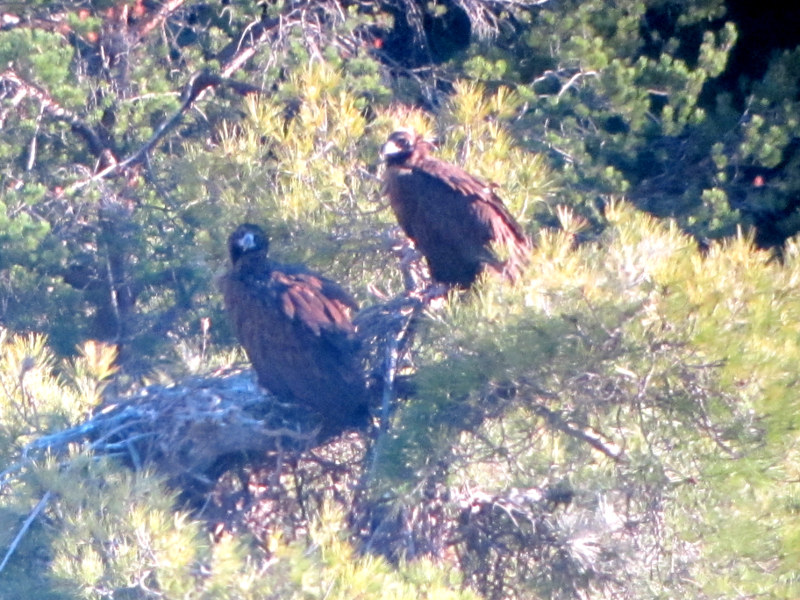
[381,128,416,159]
[228,223,269,264]
[382,128,441,166]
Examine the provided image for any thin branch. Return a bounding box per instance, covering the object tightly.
[0,68,106,156]
[132,0,187,41]
[557,70,599,99]
[0,461,26,494]
[379,298,424,434]
[0,490,52,575]
[533,403,626,462]
[25,105,44,171]
[5,4,274,193]
[219,14,280,77]
[68,71,260,192]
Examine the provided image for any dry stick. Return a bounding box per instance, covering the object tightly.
[133,0,187,40]
[379,299,423,434]
[65,8,274,193]
[0,490,52,575]
[533,404,626,462]
[0,69,106,156]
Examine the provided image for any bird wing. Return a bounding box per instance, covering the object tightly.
[384,156,531,285]
[399,161,521,257]
[272,268,358,337]
[417,156,529,246]
[220,259,367,430]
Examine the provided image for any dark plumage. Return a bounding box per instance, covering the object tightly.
[381,129,531,287]
[219,224,369,436]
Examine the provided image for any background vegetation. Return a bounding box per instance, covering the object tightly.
[0,0,798,598]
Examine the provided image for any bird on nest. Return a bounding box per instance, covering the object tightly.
[219,223,370,438]
[380,128,531,289]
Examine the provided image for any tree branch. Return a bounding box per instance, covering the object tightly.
[0,491,52,575]
[217,13,281,77]
[69,70,260,191]
[132,0,187,41]
[532,403,626,462]
[3,3,280,193]
[0,68,106,157]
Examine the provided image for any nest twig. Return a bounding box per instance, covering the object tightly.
[15,367,323,496]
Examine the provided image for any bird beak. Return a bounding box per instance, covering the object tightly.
[380,139,404,158]
[238,232,256,251]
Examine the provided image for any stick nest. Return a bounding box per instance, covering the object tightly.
[25,366,329,498]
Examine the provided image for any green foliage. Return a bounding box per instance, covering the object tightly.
[1,1,800,599]
[0,0,400,363]
[0,330,115,454]
[1,442,472,599]
[48,462,204,599]
[0,29,78,102]
[264,507,475,600]
[366,203,800,598]
[510,0,740,236]
[2,0,796,361]
[452,0,800,246]
[1,191,799,597]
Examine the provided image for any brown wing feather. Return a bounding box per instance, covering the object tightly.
[384,147,531,286]
[276,272,356,336]
[424,158,529,247]
[220,254,368,435]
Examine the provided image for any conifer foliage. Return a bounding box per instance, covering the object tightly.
[1,1,799,599]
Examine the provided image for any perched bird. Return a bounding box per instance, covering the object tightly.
[381,129,531,288]
[219,224,370,437]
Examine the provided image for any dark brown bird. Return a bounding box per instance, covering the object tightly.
[219,224,370,436]
[381,129,531,287]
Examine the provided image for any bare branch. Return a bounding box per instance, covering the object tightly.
[533,403,626,461]
[0,68,106,156]
[557,70,599,99]
[0,491,52,575]
[69,71,260,191]
[218,14,281,77]
[132,0,187,41]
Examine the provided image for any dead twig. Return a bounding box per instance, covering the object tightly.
[0,68,106,156]
[0,490,52,575]
[69,71,260,192]
[532,403,625,462]
[132,0,187,41]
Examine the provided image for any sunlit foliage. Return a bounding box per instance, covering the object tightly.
[0,1,799,599]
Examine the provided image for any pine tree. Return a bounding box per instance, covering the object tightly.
[1,1,800,599]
